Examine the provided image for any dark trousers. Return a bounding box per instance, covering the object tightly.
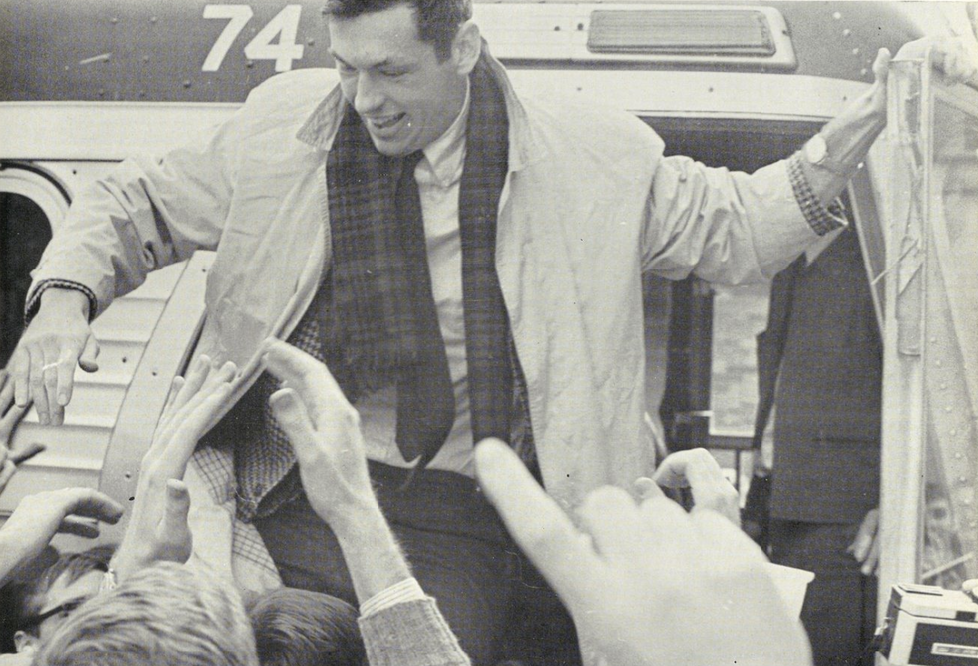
[254,462,539,666]
[770,520,879,666]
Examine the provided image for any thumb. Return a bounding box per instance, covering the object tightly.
[161,479,192,540]
[269,388,318,462]
[872,47,893,85]
[79,334,100,373]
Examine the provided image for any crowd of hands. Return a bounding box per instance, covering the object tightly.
[0,341,975,665]
[0,345,813,665]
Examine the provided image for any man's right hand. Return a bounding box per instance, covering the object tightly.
[10,288,99,426]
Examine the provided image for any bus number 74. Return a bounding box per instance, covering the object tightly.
[202,5,305,73]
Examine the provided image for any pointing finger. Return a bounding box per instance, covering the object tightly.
[474,438,604,608]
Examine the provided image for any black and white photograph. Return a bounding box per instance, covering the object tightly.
[1,2,977,665]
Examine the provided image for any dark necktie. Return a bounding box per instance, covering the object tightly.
[392,151,457,466]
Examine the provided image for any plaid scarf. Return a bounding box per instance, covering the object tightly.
[325,55,512,470]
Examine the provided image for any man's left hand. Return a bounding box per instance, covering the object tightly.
[262,339,375,531]
[870,36,978,110]
[848,507,880,577]
[111,356,235,582]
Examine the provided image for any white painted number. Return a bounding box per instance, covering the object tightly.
[202,5,254,72]
[244,6,305,72]
[202,5,305,73]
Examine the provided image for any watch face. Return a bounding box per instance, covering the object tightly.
[806,135,828,163]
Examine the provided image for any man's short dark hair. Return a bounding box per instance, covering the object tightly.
[16,545,114,638]
[323,0,472,61]
[250,588,365,666]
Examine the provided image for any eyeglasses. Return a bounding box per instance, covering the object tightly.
[21,598,89,628]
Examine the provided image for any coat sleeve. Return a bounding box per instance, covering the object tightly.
[358,598,472,666]
[27,107,247,319]
[640,153,829,285]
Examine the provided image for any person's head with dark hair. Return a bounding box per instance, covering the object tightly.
[323,0,482,157]
[10,545,114,657]
[249,588,365,666]
[33,561,258,666]
[323,0,472,62]
[0,545,59,653]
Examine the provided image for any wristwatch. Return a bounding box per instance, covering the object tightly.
[804,134,851,175]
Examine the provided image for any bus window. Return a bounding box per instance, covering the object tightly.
[0,192,53,366]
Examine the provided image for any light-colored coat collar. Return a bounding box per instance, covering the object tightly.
[295,41,539,172]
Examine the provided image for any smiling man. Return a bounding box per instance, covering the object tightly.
[12,0,973,663]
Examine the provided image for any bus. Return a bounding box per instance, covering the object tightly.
[2,0,976,651]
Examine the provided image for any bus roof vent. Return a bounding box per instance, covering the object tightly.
[588,9,775,56]
[473,3,796,70]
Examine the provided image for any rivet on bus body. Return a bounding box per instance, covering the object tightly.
[183,80,192,88]
[936,360,943,367]
[150,16,158,24]
[961,476,969,484]
[832,12,842,20]
[955,452,963,459]
[111,17,118,24]
[247,61,255,68]
[940,383,948,390]
[950,429,957,436]
[852,48,860,56]
[930,337,937,343]
[860,69,868,77]
[945,406,952,413]
[971,521,978,528]
[843,29,851,37]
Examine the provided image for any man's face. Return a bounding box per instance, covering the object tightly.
[328,4,469,156]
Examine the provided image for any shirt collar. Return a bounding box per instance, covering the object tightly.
[419,79,470,188]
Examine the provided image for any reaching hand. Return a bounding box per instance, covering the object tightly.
[0,487,123,586]
[111,356,235,582]
[643,447,741,527]
[847,508,880,577]
[9,288,99,427]
[475,438,812,666]
[0,369,45,492]
[262,339,375,529]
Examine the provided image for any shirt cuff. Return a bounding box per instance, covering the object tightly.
[24,279,98,326]
[360,577,426,618]
[786,152,848,236]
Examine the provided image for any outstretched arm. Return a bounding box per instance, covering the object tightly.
[110,356,236,583]
[0,488,123,587]
[262,339,471,666]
